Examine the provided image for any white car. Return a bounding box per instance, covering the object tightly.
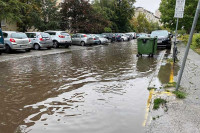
[95,34,109,44]
[44,31,72,48]
[2,31,31,53]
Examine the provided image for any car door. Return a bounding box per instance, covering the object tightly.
[71,34,77,44]
[26,33,36,48]
[0,29,4,49]
[77,34,81,45]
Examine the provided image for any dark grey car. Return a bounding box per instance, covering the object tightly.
[151,30,172,49]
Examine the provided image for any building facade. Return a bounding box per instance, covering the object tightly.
[135,7,161,25]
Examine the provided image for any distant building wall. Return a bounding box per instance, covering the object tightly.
[135,7,161,25]
[1,20,18,31]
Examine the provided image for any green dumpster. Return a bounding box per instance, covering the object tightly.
[137,37,157,57]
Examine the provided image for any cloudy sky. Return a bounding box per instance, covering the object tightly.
[134,0,161,13]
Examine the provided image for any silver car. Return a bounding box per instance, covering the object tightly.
[95,34,109,44]
[71,33,93,46]
[26,32,53,50]
[44,31,72,48]
[2,31,31,53]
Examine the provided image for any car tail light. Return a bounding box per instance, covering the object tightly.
[29,39,31,42]
[83,35,87,37]
[94,38,96,40]
[39,38,44,41]
[10,38,16,43]
[59,35,65,38]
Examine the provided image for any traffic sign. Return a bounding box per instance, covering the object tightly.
[174,11,184,18]
[174,0,186,18]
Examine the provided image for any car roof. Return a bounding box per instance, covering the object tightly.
[3,31,17,33]
[45,31,67,32]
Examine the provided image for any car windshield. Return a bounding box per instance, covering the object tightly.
[151,31,168,37]
[11,33,27,39]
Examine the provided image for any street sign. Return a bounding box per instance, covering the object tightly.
[174,11,184,18]
[174,0,186,18]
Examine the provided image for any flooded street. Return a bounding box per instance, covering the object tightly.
[0,40,164,133]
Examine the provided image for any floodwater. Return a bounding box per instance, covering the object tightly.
[0,40,163,133]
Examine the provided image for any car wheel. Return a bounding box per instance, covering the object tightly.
[81,41,85,46]
[5,45,12,53]
[47,47,51,50]
[99,41,102,45]
[122,39,124,42]
[53,41,59,48]
[34,44,40,50]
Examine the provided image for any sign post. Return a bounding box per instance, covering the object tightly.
[173,0,186,63]
[176,0,200,91]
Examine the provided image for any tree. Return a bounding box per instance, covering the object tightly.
[33,0,61,31]
[131,13,151,33]
[92,0,136,33]
[0,0,22,28]
[60,0,108,33]
[159,0,200,33]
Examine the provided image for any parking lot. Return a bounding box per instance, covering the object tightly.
[0,40,170,133]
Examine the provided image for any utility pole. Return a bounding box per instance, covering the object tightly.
[176,0,200,91]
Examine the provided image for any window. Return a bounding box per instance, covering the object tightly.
[77,34,81,38]
[46,32,56,35]
[26,33,36,38]
[11,33,28,39]
[3,33,8,38]
[41,33,51,38]
[61,32,69,36]
[72,34,77,38]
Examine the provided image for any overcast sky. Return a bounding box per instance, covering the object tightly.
[134,0,161,13]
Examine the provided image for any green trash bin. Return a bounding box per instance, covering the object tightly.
[137,37,157,57]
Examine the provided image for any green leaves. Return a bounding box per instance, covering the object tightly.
[159,0,200,33]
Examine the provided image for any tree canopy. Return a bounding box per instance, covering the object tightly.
[159,0,200,33]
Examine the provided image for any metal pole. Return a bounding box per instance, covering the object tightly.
[174,18,179,45]
[176,0,200,91]
[173,18,179,62]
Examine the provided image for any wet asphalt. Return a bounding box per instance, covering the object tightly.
[0,40,168,133]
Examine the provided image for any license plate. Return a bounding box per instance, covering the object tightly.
[20,45,27,47]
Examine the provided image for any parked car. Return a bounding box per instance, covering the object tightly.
[115,33,129,42]
[102,33,116,42]
[137,33,148,38]
[44,31,71,48]
[95,34,109,44]
[127,32,137,39]
[0,28,5,55]
[89,34,101,45]
[26,32,53,50]
[151,30,172,49]
[125,33,133,41]
[2,31,31,53]
[71,33,93,46]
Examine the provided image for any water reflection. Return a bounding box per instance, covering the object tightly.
[0,41,161,133]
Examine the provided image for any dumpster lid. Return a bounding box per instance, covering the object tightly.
[137,37,157,40]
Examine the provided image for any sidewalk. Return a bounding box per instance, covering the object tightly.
[146,43,200,133]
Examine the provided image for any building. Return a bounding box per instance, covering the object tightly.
[155,10,161,18]
[1,20,18,31]
[135,7,161,25]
